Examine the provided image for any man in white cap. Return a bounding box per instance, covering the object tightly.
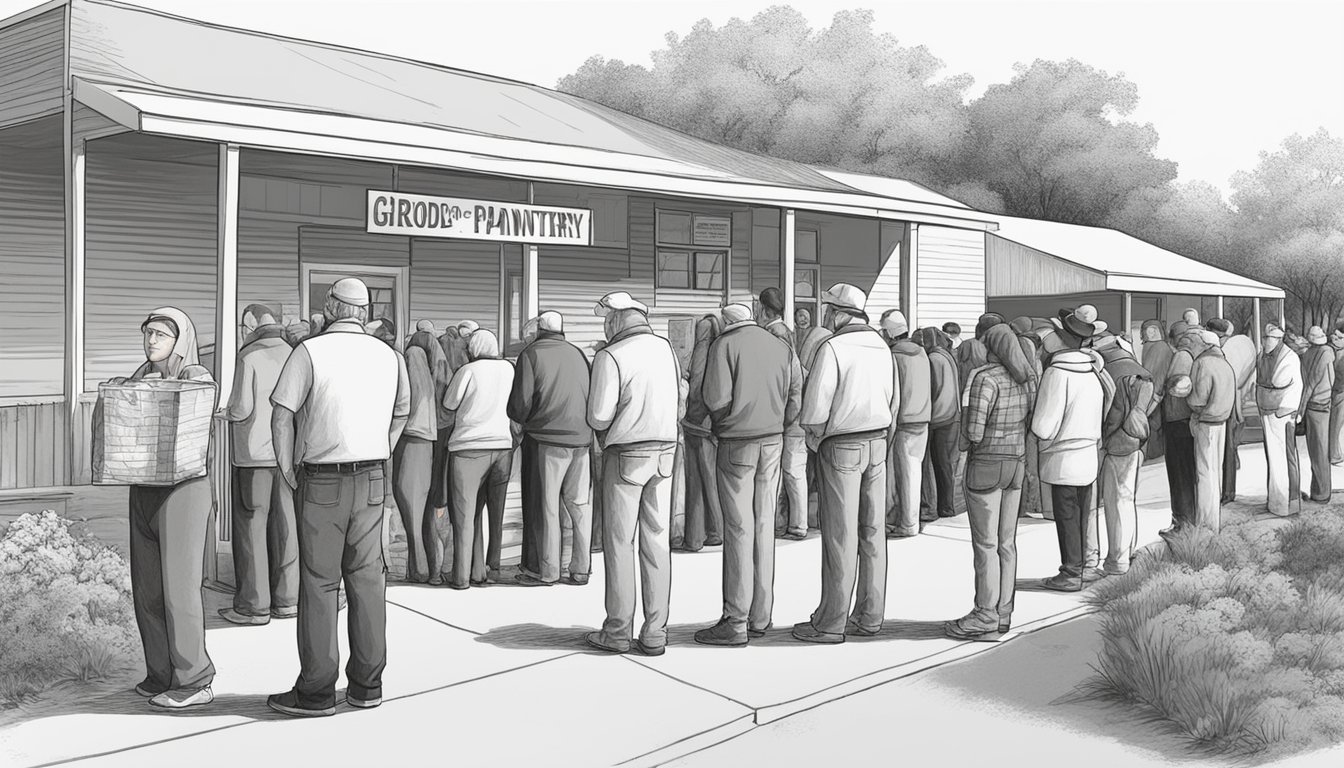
[267,276,410,717]
[586,291,682,656]
[793,284,899,644]
[1257,324,1303,516]
[1186,329,1236,531]
[693,303,801,646]
[509,311,595,587]
[1299,326,1335,503]
[879,309,931,538]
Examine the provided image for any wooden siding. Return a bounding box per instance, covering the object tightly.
[534,182,628,250]
[83,134,219,388]
[299,226,409,268]
[401,166,527,204]
[410,240,501,334]
[537,245,637,352]
[986,234,1106,298]
[0,7,64,129]
[0,399,65,490]
[238,212,303,323]
[0,117,65,397]
[751,207,781,296]
[917,226,986,333]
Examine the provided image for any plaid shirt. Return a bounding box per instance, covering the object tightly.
[961,364,1035,459]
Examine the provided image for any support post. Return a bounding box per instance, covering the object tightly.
[1216,295,1225,319]
[905,223,920,329]
[1122,291,1133,342]
[1279,300,1287,333]
[209,144,241,589]
[1253,298,1263,348]
[64,132,86,484]
[524,183,539,323]
[780,208,796,328]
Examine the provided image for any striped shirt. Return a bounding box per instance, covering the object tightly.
[961,364,1034,460]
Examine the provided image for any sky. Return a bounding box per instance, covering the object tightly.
[4,0,1341,197]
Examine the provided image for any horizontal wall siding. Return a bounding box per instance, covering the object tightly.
[300,227,409,268]
[0,7,65,128]
[751,207,781,297]
[84,134,219,388]
[986,234,1106,297]
[0,400,65,490]
[410,240,501,334]
[534,183,629,249]
[0,117,65,397]
[238,212,303,324]
[537,245,633,353]
[918,226,987,333]
[400,166,527,204]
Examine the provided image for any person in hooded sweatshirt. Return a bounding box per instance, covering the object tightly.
[389,328,439,584]
[954,313,1005,395]
[1186,328,1237,531]
[108,307,218,709]
[881,310,931,538]
[760,288,809,541]
[1161,321,1199,533]
[1093,334,1156,575]
[946,324,1036,640]
[1140,320,1173,462]
[1033,306,1107,592]
[1299,326,1336,503]
[916,327,961,521]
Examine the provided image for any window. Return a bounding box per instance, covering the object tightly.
[656,211,693,245]
[694,252,724,290]
[657,251,692,289]
[797,230,819,262]
[656,208,730,292]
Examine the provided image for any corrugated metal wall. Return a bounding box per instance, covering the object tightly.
[0,400,65,490]
[916,226,987,333]
[410,240,502,334]
[985,234,1106,298]
[0,7,65,129]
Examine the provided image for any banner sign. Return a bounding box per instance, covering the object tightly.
[367,190,591,245]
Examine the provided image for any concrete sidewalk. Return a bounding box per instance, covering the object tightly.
[1,441,1330,768]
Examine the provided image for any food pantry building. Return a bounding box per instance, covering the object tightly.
[0,0,999,573]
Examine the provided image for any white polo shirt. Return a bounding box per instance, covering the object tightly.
[271,319,410,463]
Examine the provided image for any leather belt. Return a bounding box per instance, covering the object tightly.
[303,460,383,474]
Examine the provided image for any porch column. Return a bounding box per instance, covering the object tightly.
[1216,295,1225,319]
[1122,291,1133,342]
[905,223,920,328]
[210,143,240,588]
[1279,300,1287,332]
[780,208,796,327]
[524,182,539,322]
[1253,298,1262,347]
[64,135,86,483]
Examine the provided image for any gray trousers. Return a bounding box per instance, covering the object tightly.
[448,449,513,587]
[963,457,1023,625]
[810,434,888,636]
[520,438,593,582]
[886,423,928,536]
[1305,408,1332,502]
[596,442,676,650]
[778,428,808,535]
[392,436,434,582]
[294,464,387,709]
[130,476,216,692]
[231,466,298,616]
[682,433,723,549]
[717,436,784,633]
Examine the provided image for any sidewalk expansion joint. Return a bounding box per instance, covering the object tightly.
[385,598,484,635]
[621,656,755,711]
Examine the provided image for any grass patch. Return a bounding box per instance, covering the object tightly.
[0,510,139,710]
[1082,507,1344,758]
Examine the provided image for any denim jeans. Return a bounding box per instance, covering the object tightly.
[963,457,1023,624]
[810,434,888,636]
[716,436,783,633]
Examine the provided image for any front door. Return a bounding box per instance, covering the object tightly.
[302,265,408,344]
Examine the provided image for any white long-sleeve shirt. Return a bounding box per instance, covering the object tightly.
[800,324,897,445]
[588,328,680,449]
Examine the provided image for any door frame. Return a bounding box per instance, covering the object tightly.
[301,262,409,344]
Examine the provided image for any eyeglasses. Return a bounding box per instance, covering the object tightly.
[143,329,176,343]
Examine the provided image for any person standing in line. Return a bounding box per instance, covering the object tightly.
[943,322,963,350]
[1008,317,1046,519]
[760,289,808,540]
[1331,323,1344,466]
[1091,334,1156,575]
[1182,308,1202,327]
[1257,325,1304,517]
[1034,307,1106,592]
[916,327,961,521]
[679,313,726,552]
[694,304,801,646]
[219,304,298,626]
[1207,319,1257,503]
[586,292,682,656]
[1299,326,1336,503]
[509,311,594,587]
[1140,320,1173,462]
[267,279,409,717]
[1161,321,1199,534]
[410,323,455,587]
[792,284,898,644]
[391,329,440,583]
[442,330,518,589]
[954,314,1004,393]
[1185,329,1236,532]
[945,324,1036,639]
[880,310,931,538]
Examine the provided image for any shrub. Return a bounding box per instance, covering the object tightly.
[0,511,138,708]
[1085,505,1344,758]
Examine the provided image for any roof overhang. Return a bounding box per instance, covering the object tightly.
[74,78,999,232]
[1105,273,1283,300]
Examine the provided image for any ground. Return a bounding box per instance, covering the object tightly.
[2,441,1343,767]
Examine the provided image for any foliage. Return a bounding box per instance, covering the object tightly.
[1084,509,1344,757]
[0,511,139,708]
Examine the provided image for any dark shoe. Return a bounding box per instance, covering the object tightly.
[919,514,939,523]
[1041,574,1083,592]
[447,581,469,590]
[346,693,381,709]
[561,573,590,586]
[748,622,772,639]
[694,619,749,647]
[150,686,213,709]
[267,690,335,718]
[134,680,168,698]
[584,631,629,654]
[845,619,880,637]
[938,510,959,518]
[792,621,845,644]
[945,617,999,641]
[999,620,1011,634]
[704,536,723,547]
[427,574,444,587]
[270,606,298,620]
[514,573,555,587]
[218,607,270,626]
[783,529,807,541]
[634,639,666,657]
[672,544,703,553]
[469,578,489,587]
[887,530,917,540]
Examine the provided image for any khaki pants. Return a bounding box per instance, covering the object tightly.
[1101,451,1142,572]
[885,423,928,536]
[520,438,592,582]
[810,435,888,636]
[1192,421,1227,532]
[596,443,677,650]
[1262,413,1301,516]
[716,436,783,634]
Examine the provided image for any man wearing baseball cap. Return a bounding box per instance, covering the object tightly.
[266,276,410,717]
[586,291,682,656]
[1256,324,1304,516]
[793,284,899,643]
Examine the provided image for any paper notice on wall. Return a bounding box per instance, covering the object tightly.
[666,316,696,373]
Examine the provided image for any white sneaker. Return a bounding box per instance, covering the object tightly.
[150,686,214,709]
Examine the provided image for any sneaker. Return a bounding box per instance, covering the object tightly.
[267,690,335,718]
[514,573,555,587]
[149,686,214,709]
[999,620,1012,634]
[561,573,590,586]
[845,619,880,637]
[218,608,270,626]
[470,578,489,587]
[634,639,666,657]
[134,680,167,698]
[791,621,845,644]
[1041,574,1083,592]
[748,622,772,639]
[270,606,298,620]
[694,619,749,647]
[1103,563,1130,577]
[346,693,381,709]
[584,631,629,654]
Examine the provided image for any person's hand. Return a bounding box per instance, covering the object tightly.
[279,464,298,491]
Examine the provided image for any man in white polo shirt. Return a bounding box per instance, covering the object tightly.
[586,291,682,656]
[266,277,410,718]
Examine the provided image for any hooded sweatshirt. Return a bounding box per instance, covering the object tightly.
[1098,344,1156,456]
[1031,349,1104,486]
[887,335,932,425]
[916,328,960,427]
[1299,341,1336,414]
[1188,344,1237,424]
[224,324,290,467]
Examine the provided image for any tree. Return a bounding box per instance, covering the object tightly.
[1231,129,1344,332]
[961,59,1178,226]
[557,6,978,192]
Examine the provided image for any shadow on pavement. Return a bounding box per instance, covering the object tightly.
[471,622,604,652]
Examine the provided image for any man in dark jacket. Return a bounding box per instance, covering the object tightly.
[1161,321,1198,533]
[881,310,931,537]
[694,303,801,646]
[1187,329,1236,532]
[1300,326,1335,503]
[760,288,807,540]
[916,327,960,520]
[1094,334,1156,575]
[509,311,595,586]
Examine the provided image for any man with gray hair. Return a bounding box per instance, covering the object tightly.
[267,278,409,717]
[1187,328,1236,531]
[880,309,931,538]
[586,292,682,656]
[510,311,594,587]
